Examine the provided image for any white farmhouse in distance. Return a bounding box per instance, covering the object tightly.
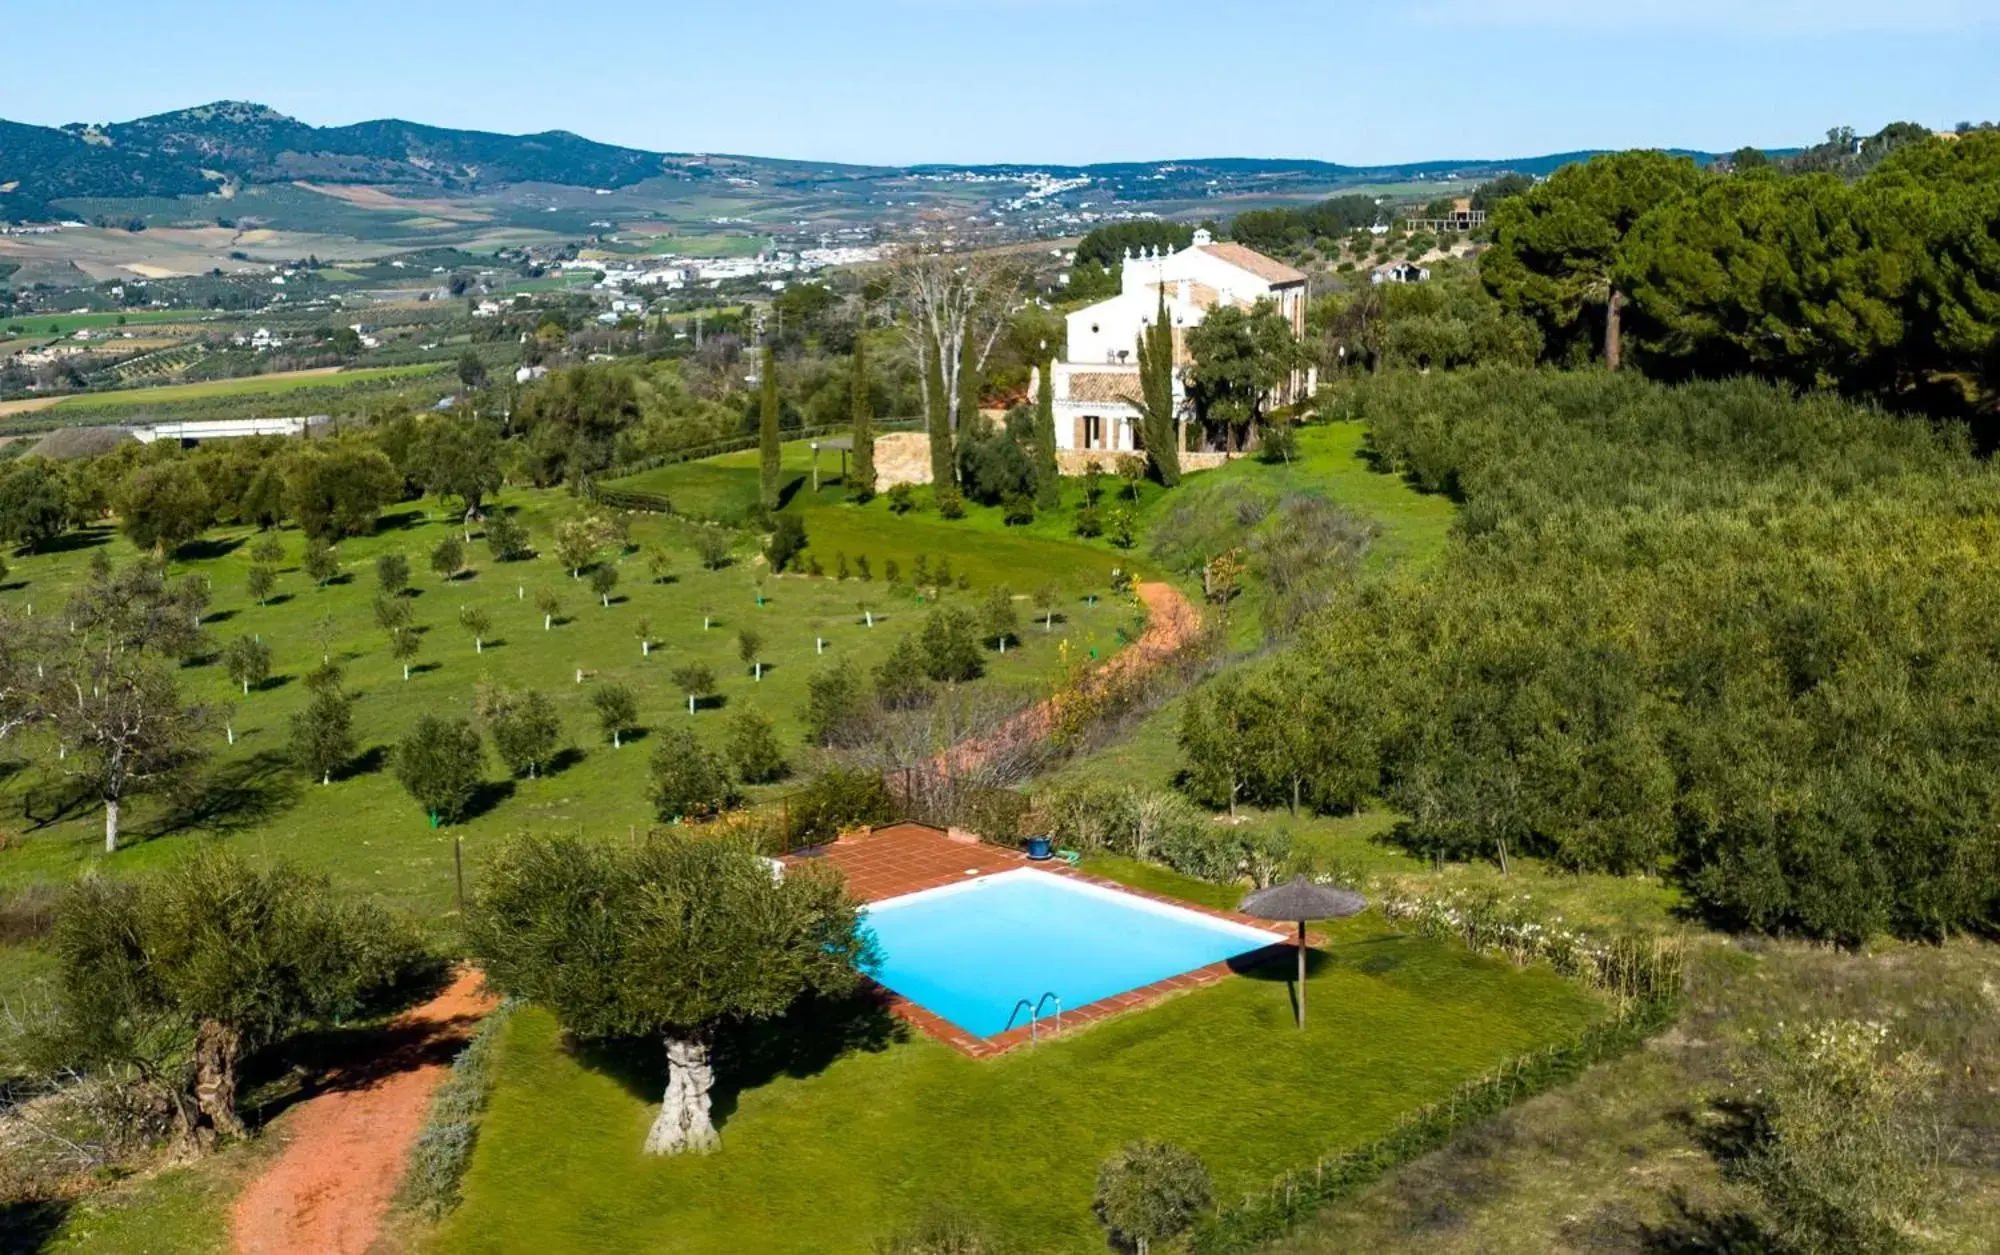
[1047,229,1313,465]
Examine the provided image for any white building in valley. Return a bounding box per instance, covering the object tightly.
[1047,228,1312,463]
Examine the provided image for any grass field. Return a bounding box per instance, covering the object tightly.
[0,309,216,337]
[0,364,449,418]
[437,916,1603,1254]
[0,484,1139,921]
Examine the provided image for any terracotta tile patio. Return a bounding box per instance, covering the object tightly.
[785,823,1304,1058]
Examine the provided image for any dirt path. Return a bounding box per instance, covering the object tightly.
[231,971,495,1255]
[938,580,1201,777]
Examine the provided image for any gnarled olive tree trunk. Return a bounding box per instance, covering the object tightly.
[190,1019,246,1146]
[643,1032,719,1155]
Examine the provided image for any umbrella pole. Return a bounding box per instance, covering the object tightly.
[1296,919,1306,1029]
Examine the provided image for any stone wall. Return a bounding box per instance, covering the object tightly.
[873,432,933,488]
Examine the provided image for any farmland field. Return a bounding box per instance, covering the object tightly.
[0,482,1141,919]
[0,364,449,418]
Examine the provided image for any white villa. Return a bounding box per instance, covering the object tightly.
[1046,228,1313,465]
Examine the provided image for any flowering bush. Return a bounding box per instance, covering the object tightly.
[1374,882,1684,1008]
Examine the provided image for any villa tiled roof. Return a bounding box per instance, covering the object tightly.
[1067,370,1142,404]
[1195,242,1308,286]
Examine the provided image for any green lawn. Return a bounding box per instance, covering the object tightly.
[0,486,1138,923]
[438,912,1603,1254]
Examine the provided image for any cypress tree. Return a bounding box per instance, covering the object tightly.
[1034,346,1060,501]
[850,333,876,499]
[758,341,781,511]
[1136,288,1183,487]
[958,333,982,436]
[926,334,954,489]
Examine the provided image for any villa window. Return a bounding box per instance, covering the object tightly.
[1084,415,1103,449]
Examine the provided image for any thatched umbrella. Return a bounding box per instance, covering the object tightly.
[1238,877,1367,1029]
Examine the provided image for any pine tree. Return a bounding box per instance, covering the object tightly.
[850,333,877,499]
[759,341,781,512]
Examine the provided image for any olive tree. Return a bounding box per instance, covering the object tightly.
[487,688,563,778]
[466,832,873,1154]
[459,605,492,653]
[430,534,465,582]
[1094,1140,1213,1255]
[672,662,715,716]
[591,683,639,749]
[290,681,355,785]
[42,851,421,1148]
[222,634,272,695]
[393,714,485,825]
[376,552,411,597]
[590,563,619,607]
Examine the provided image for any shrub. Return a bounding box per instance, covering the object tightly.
[648,725,739,820]
[874,1209,1009,1255]
[805,659,873,749]
[1734,1020,1946,1255]
[1095,1140,1212,1255]
[875,635,936,709]
[765,513,808,573]
[400,1001,517,1219]
[694,525,731,570]
[920,608,984,683]
[935,487,966,520]
[725,709,789,784]
[1074,503,1104,538]
[887,483,915,515]
[1001,492,1035,526]
[787,769,893,848]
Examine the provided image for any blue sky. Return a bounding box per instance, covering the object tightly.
[1,0,1993,166]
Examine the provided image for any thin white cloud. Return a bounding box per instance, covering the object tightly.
[1410,0,1997,35]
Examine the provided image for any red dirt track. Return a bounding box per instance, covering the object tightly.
[230,971,495,1255]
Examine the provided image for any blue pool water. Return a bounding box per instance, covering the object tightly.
[862,869,1283,1038]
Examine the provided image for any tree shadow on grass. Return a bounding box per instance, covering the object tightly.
[142,750,302,841]
[376,510,427,532]
[0,1199,72,1253]
[408,662,442,677]
[338,744,392,780]
[255,673,295,694]
[1637,1187,1773,1254]
[175,536,244,562]
[460,778,517,822]
[0,580,29,594]
[203,608,238,625]
[544,747,586,777]
[262,592,295,608]
[27,528,111,557]
[571,989,906,1133]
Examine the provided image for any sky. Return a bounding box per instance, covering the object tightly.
[1,0,1994,167]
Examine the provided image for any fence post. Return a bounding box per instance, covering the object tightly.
[453,835,465,914]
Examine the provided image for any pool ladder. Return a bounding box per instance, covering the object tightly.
[1004,992,1064,1045]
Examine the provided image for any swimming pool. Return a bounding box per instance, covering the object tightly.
[861,868,1284,1039]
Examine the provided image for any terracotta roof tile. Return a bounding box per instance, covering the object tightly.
[1195,242,1308,286]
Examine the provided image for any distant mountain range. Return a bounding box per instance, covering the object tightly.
[0,100,1740,226]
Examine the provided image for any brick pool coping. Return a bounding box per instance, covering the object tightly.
[785,822,1312,1059]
